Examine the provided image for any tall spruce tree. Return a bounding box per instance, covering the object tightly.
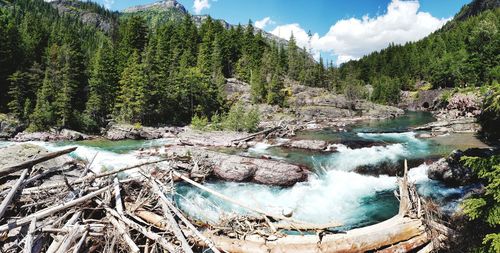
[84,39,118,130]
[114,51,147,123]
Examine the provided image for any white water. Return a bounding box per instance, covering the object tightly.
[324,143,407,170]
[177,132,467,226]
[0,131,468,226]
[24,140,170,174]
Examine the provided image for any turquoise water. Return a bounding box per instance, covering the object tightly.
[1,111,486,228]
[175,112,485,228]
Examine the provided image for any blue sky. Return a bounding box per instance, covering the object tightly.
[98,0,471,64]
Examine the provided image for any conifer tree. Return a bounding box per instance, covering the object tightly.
[267,74,286,106]
[114,51,147,123]
[84,40,118,130]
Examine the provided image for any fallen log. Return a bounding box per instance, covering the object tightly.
[22,159,168,194]
[201,216,426,253]
[100,200,178,253]
[0,168,29,220]
[0,185,112,232]
[375,233,429,253]
[231,126,281,143]
[108,216,140,253]
[0,147,77,178]
[149,179,193,253]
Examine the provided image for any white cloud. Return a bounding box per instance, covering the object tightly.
[193,0,210,14]
[255,17,274,29]
[271,0,450,65]
[103,0,114,9]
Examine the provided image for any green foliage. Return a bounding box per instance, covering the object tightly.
[222,102,260,132]
[371,76,401,105]
[190,102,260,132]
[190,114,209,130]
[461,155,500,253]
[341,6,500,91]
[267,74,287,106]
[479,84,500,139]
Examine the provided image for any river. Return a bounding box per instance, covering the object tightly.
[0,111,488,230]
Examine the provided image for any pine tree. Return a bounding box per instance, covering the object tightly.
[114,51,147,123]
[84,40,118,130]
[267,74,285,106]
[250,67,266,103]
[287,34,300,80]
[7,71,29,120]
[30,44,61,131]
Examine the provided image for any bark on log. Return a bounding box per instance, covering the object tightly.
[375,233,429,253]
[0,147,77,178]
[0,168,29,219]
[0,185,111,232]
[72,230,88,253]
[149,179,193,253]
[24,218,37,253]
[99,200,178,253]
[109,216,140,253]
[201,216,427,253]
[47,211,82,253]
[22,159,167,194]
[231,126,281,143]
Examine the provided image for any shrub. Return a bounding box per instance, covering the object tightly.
[190,114,209,130]
[191,103,261,132]
[460,155,500,253]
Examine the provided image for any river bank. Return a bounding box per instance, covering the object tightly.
[0,111,492,230]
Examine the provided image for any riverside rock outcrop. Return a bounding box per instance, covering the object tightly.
[163,146,309,186]
[0,114,23,139]
[427,148,498,186]
[13,129,90,142]
[105,124,181,140]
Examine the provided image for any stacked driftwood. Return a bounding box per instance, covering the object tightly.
[0,147,221,253]
[0,145,455,253]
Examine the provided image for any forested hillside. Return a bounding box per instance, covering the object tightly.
[0,0,321,132]
[0,0,498,133]
[339,0,499,104]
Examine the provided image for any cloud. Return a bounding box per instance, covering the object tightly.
[103,0,114,9]
[255,17,274,29]
[193,0,210,14]
[271,0,450,65]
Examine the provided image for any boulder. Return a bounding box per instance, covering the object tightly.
[284,139,328,151]
[0,143,72,172]
[427,148,498,186]
[106,124,182,140]
[0,114,24,139]
[164,146,309,186]
[59,129,89,140]
[12,129,90,142]
[414,118,480,133]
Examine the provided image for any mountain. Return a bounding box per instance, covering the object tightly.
[121,0,288,46]
[47,0,118,34]
[454,0,500,21]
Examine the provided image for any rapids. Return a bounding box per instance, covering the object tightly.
[0,112,486,229]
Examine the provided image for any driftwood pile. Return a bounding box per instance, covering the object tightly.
[0,145,455,253]
[0,147,220,253]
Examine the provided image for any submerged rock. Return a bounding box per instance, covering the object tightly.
[427,148,498,186]
[284,139,328,151]
[164,146,309,186]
